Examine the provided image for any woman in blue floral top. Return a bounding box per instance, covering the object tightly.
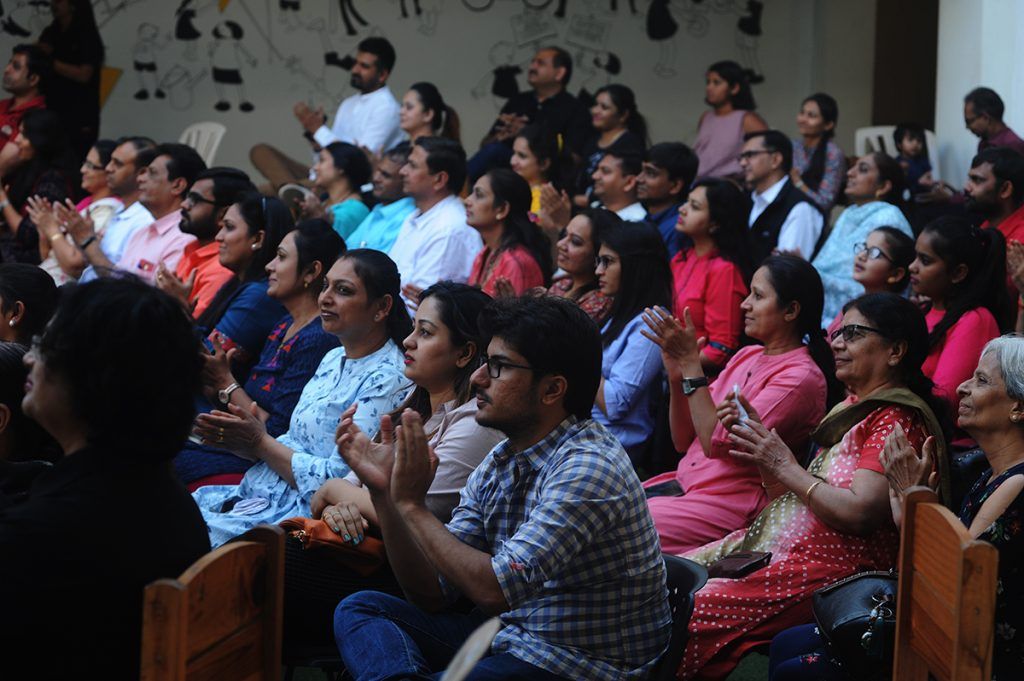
[191,249,412,546]
[175,220,345,484]
[770,335,1024,680]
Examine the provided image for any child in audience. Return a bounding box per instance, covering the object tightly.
[825,226,914,337]
[894,121,935,195]
[693,59,767,179]
[910,217,1007,413]
[671,178,752,373]
[592,218,671,462]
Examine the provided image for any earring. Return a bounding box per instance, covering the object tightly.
[303,280,310,289]
[7,320,13,328]
[374,314,382,322]
[1013,415,1020,423]
[251,243,259,251]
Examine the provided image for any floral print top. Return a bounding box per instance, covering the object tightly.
[958,460,1024,680]
[192,340,410,546]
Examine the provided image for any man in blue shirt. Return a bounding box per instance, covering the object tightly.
[639,142,698,259]
[334,296,670,680]
[345,142,414,252]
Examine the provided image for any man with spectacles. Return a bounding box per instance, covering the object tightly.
[335,295,671,680]
[154,166,256,318]
[742,129,822,264]
[116,143,206,284]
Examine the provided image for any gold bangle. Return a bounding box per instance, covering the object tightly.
[48,232,63,245]
[804,479,824,503]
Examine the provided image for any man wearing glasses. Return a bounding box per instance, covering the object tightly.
[335,296,671,680]
[155,166,256,318]
[742,129,822,264]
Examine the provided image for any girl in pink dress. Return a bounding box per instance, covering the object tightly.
[909,217,1008,411]
[464,169,551,297]
[643,255,842,553]
[670,178,752,373]
[677,293,949,680]
[693,60,767,179]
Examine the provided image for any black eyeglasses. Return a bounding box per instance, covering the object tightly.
[480,354,533,379]
[81,160,103,171]
[737,149,773,163]
[853,242,894,263]
[830,324,885,343]
[185,192,218,207]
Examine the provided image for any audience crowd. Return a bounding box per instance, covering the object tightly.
[2,29,1024,681]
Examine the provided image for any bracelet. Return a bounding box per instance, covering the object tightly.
[48,232,64,245]
[0,199,9,211]
[78,235,97,250]
[804,479,824,504]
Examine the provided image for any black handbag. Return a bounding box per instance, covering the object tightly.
[812,570,897,680]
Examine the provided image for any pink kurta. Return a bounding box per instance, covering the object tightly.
[645,345,826,554]
[467,244,545,297]
[922,306,999,410]
[670,248,747,369]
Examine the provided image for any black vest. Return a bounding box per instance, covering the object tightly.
[748,179,818,265]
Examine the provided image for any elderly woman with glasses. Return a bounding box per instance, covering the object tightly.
[676,292,949,680]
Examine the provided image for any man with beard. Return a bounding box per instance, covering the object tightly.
[155,166,256,318]
[250,37,402,191]
[334,295,671,680]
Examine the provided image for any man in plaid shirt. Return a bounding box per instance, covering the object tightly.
[335,296,671,680]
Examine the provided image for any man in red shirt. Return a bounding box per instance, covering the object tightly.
[0,44,47,148]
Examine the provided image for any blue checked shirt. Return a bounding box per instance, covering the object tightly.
[440,416,671,679]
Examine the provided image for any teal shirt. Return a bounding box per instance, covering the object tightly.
[345,196,416,252]
[329,198,371,241]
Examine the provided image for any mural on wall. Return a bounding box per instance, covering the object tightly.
[131,22,169,99]
[209,19,256,111]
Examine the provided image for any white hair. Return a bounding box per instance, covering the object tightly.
[981,334,1024,400]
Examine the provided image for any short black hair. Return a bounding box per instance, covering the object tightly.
[115,136,158,170]
[384,141,412,166]
[542,45,573,86]
[35,278,203,459]
[645,142,698,191]
[155,142,207,196]
[325,141,372,189]
[415,136,467,194]
[0,263,58,345]
[196,166,257,206]
[357,36,396,74]
[964,87,1005,122]
[478,295,601,420]
[893,122,927,150]
[971,146,1024,203]
[11,44,50,89]
[603,149,643,177]
[744,129,793,173]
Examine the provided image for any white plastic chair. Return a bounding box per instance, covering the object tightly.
[854,125,941,182]
[178,121,227,167]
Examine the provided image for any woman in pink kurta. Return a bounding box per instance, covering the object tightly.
[676,292,947,680]
[463,168,551,297]
[642,255,839,554]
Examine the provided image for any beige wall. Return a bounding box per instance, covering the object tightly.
[0,0,876,178]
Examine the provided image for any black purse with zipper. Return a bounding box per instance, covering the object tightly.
[811,570,898,681]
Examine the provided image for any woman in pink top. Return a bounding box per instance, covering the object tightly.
[910,217,1008,411]
[641,255,843,553]
[464,168,551,297]
[693,60,767,179]
[671,178,752,372]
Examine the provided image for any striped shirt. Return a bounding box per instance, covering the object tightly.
[441,416,671,679]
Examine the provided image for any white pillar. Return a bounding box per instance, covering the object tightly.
[935,0,1024,185]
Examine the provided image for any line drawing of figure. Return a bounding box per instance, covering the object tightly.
[174,0,207,61]
[310,16,355,71]
[736,0,764,83]
[208,20,257,112]
[471,40,521,109]
[337,0,368,36]
[132,22,169,100]
[159,63,208,111]
[647,0,679,78]
[399,0,421,18]
[278,0,304,31]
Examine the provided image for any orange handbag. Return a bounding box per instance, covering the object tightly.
[279,516,387,577]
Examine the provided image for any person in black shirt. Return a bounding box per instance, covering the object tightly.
[467,46,592,183]
[37,0,105,160]
[0,278,211,679]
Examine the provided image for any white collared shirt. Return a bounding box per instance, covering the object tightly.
[387,194,483,305]
[748,176,823,259]
[615,202,648,222]
[313,86,404,154]
[79,200,155,282]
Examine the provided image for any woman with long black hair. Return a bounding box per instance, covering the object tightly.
[790,92,845,212]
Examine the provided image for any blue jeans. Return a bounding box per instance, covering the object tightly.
[334,591,569,681]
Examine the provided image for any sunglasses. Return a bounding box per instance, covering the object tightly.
[829,324,884,343]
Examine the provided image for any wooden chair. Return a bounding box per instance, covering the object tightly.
[893,487,998,681]
[140,525,285,681]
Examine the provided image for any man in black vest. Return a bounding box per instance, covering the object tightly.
[741,130,823,264]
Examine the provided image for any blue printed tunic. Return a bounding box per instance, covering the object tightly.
[193,340,409,546]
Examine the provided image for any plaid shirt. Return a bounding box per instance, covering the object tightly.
[441,416,671,679]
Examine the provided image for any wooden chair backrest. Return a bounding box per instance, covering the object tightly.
[140,525,284,681]
[893,487,998,681]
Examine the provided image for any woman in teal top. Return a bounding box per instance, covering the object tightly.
[311,142,371,241]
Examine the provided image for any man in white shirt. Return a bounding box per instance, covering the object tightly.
[742,129,823,264]
[388,137,482,307]
[67,136,157,282]
[592,150,647,221]
[250,37,403,191]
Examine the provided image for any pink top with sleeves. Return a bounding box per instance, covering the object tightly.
[644,344,827,554]
[923,306,1000,410]
[467,244,545,297]
[671,248,747,369]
